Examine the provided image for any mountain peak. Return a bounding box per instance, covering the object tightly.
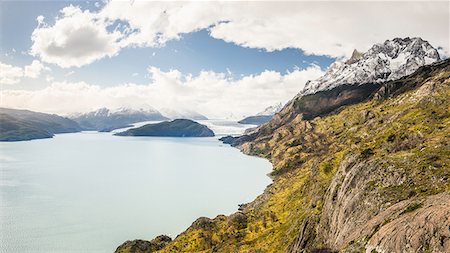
[345,49,364,64]
[299,37,440,96]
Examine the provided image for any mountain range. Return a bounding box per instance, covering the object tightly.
[0,106,211,141]
[238,103,283,125]
[70,107,208,132]
[69,107,168,132]
[299,37,439,96]
[116,38,450,253]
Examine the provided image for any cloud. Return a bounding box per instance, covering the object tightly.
[208,2,450,58]
[1,65,324,118]
[0,60,48,84]
[65,71,75,77]
[24,60,48,78]
[31,1,449,67]
[0,62,23,84]
[31,5,122,68]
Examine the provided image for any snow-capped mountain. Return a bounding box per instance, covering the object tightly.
[299,37,440,96]
[239,103,283,125]
[159,108,208,120]
[70,107,168,131]
[256,103,283,116]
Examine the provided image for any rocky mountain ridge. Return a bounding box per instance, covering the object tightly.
[299,37,440,97]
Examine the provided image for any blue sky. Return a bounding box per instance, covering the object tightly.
[0,1,448,117]
[0,0,334,88]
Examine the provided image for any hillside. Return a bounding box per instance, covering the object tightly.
[116,58,450,252]
[115,119,215,137]
[0,108,82,141]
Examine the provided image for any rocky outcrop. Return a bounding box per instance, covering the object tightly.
[115,235,172,253]
[366,192,450,253]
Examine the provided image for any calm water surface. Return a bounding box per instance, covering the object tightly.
[0,121,271,252]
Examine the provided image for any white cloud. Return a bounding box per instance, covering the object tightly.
[0,60,48,84]
[31,5,122,68]
[1,65,324,118]
[220,2,449,58]
[0,62,23,84]
[46,75,55,82]
[24,60,48,78]
[31,1,449,67]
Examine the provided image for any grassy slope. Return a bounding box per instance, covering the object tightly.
[117,60,450,253]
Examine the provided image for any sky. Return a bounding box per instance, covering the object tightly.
[0,0,449,119]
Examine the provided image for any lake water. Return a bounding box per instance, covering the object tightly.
[0,121,271,253]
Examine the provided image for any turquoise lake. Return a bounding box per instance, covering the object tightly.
[0,121,272,252]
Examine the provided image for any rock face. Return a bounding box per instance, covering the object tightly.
[0,108,82,141]
[299,37,440,97]
[70,107,168,132]
[115,119,215,137]
[115,235,172,253]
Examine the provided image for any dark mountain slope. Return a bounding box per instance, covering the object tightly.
[0,108,82,141]
[115,119,214,137]
[224,59,450,147]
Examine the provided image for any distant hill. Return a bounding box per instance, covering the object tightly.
[238,103,282,125]
[115,119,214,137]
[70,107,168,132]
[0,108,82,141]
[237,115,273,125]
[159,108,208,120]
